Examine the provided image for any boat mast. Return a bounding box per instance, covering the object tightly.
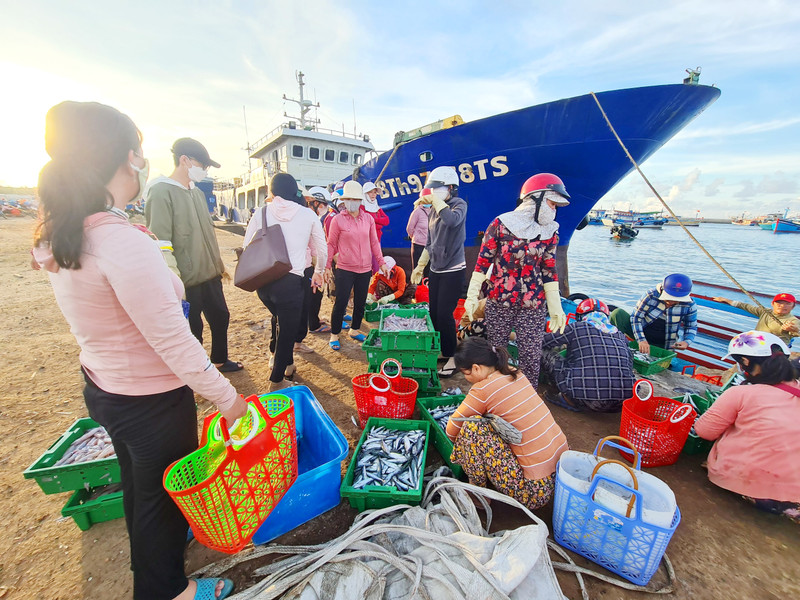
[283,71,320,130]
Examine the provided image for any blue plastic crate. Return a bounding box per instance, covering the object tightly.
[552,460,681,586]
[251,386,348,545]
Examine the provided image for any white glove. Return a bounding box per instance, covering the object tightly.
[378,294,394,305]
[463,271,487,321]
[544,281,567,334]
[367,293,377,304]
[430,194,448,214]
[411,249,429,284]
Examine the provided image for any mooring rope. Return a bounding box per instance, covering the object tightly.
[590,92,782,324]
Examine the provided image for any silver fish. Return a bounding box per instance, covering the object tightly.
[428,404,459,432]
[351,427,426,491]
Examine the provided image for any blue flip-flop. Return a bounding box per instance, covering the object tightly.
[343,315,352,322]
[349,332,366,342]
[341,321,351,330]
[193,578,234,600]
[329,340,341,351]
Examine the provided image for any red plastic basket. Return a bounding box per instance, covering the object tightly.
[618,380,696,467]
[163,394,298,553]
[453,298,466,325]
[415,278,429,303]
[352,358,419,428]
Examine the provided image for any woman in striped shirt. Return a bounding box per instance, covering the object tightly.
[446,337,569,509]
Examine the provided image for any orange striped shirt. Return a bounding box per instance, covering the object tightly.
[446,371,569,480]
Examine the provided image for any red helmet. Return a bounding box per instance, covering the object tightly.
[576,298,609,317]
[520,173,570,203]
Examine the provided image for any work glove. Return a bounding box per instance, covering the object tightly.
[430,194,448,214]
[367,293,377,304]
[463,271,487,321]
[414,197,432,209]
[378,295,394,305]
[544,281,567,334]
[411,249,430,284]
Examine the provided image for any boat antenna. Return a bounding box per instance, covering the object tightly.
[591,92,777,318]
[242,105,252,172]
[353,98,357,137]
[283,71,320,130]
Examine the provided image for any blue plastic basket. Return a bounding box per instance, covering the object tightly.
[552,455,681,586]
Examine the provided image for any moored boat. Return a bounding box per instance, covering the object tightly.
[773,217,800,233]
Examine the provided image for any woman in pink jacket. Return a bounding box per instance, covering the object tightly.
[695,331,800,523]
[325,181,387,350]
[406,197,431,270]
[33,101,246,600]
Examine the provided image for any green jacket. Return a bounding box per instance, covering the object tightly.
[733,301,799,345]
[145,177,224,288]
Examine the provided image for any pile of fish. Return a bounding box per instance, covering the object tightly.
[632,350,661,363]
[86,483,123,501]
[351,426,426,492]
[428,404,459,432]
[381,314,429,332]
[54,427,116,466]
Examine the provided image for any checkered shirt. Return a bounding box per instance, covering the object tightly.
[631,287,697,347]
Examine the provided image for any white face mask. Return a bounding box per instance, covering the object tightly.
[344,200,361,213]
[430,187,449,202]
[130,157,149,202]
[188,164,208,182]
[536,202,556,225]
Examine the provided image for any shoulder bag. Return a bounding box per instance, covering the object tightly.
[234,206,292,291]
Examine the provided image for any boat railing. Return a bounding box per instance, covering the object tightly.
[249,123,368,153]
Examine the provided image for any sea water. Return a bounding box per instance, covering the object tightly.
[565,223,798,333]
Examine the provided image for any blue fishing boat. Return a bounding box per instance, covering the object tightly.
[352,80,720,287]
[773,217,800,233]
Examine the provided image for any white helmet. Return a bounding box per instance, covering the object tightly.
[423,166,459,189]
[308,186,332,203]
[341,180,363,200]
[724,330,790,359]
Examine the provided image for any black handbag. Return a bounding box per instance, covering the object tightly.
[234,206,292,291]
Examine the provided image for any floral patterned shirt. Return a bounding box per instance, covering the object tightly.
[474,218,558,309]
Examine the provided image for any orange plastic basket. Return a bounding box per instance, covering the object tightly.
[163,394,297,554]
[618,380,696,467]
[352,358,419,428]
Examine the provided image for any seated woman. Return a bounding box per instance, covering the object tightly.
[540,298,636,412]
[694,331,800,524]
[366,256,415,305]
[446,337,569,509]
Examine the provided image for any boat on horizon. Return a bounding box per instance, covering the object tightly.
[772,217,800,233]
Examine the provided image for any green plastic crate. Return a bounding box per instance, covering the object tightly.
[682,431,713,456]
[340,418,431,511]
[368,363,441,396]
[627,341,676,376]
[363,328,440,370]
[365,302,430,323]
[378,308,437,351]
[61,486,125,531]
[416,395,466,479]
[23,418,121,494]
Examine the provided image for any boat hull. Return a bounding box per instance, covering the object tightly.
[773,218,800,233]
[354,84,720,253]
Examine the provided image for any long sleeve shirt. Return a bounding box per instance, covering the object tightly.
[406,205,430,245]
[368,266,407,300]
[426,196,467,272]
[325,210,384,273]
[445,371,569,480]
[694,380,800,501]
[732,301,799,345]
[33,211,237,410]
[474,218,558,310]
[367,208,390,240]
[631,287,697,348]
[243,198,327,277]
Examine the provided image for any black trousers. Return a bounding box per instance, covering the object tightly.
[429,269,465,357]
[257,273,304,382]
[83,372,198,600]
[331,269,371,334]
[184,276,230,364]
[309,286,324,331]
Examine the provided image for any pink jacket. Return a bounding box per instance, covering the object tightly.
[33,212,237,411]
[406,205,430,245]
[367,208,390,240]
[695,380,800,501]
[325,210,384,273]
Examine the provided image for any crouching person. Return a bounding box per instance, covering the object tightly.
[446,337,569,509]
[539,298,636,412]
[366,256,415,305]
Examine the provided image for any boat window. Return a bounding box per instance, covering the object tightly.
[419,151,434,162]
[324,149,335,162]
[353,153,362,165]
[309,146,320,161]
[339,151,349,164]
[291,144,304,159]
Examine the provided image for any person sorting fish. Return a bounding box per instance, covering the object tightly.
[712,292,799,346]
[366,256,414,305]
[694,331,800,524]
[610,273,697,354]
[539,298,636,412]
[445,337,569,510]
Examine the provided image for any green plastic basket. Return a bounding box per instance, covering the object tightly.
[365,302,430,323]
[628,341,676,376]
[61,486,125,531]
[340,418,430,511]
[363,328,440,370]
[673,393,716,457]
[378,308,437,351]
[23,418,121,495]
[369,362,441,396]
[416,395,466,479]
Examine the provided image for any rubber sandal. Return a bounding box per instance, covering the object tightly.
[193,577,234,600]
[341,321,351,330]
[343,314,352,322]
[216,360,244,373]
[329,340,341,351]
[310,324,331,333]
[437,365,458,378]
[544,391,582,412]
[349,332,366,342]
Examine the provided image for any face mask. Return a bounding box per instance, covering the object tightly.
[188,164,208,182]
[130,158,150,202]
[344,200,361,213]
[535,201,556,225]
[316,204,327,216]
[430,187,449,202]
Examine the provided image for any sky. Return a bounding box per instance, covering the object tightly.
[1,0,799,219]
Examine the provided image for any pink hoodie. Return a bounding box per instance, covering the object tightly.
[33,211,237,410]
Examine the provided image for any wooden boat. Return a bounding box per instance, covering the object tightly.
[773,218,800,233]
[609,224,638,240]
